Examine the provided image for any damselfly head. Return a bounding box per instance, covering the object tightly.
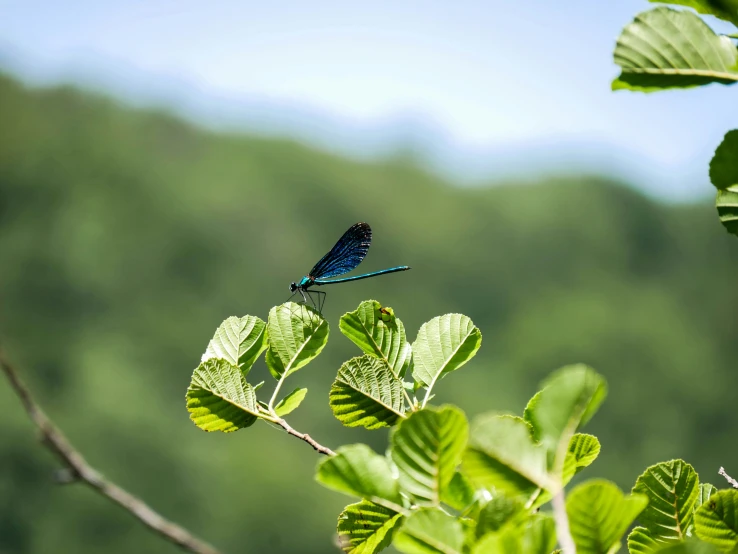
[289,282,298,293]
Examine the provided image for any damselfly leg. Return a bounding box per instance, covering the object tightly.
[305,289,326,313]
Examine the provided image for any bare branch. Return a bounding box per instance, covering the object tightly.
[720,467,738,489]
[0,348,221,554]
[273,417,336,456]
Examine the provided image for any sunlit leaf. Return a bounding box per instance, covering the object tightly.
[627,526,661,554]
[316,444,402,509]
[265,302,328,378]
[563,433,601,481]
[336,499,402,554]
[412,314,482,390]
[695,490,738,552]
[698,484,718,509]
[647,0,738,26]
[613,8,738,92]
[463,414,550,498]
[442,472,476,512]
[202,315,267,376]
[566,479,648,554]
[716,186,738,237]
[523,514,557,554]
[531,433,602,509]
[186,358,260,432]
[390,405,468,506]
[651,540,721,553]
[274,387,307,416]
[340,300,412,378]
[524,365,606,469]
[632,460,699,547]
[476,495,528,538]
[393,508,465,554]
[330,355,406,429]
[473,514,556,554]
[472,523,523,554]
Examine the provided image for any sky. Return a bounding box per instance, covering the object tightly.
[0,0,734,198]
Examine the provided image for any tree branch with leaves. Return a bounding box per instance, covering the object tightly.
[612,1,738,237]
[185,299,738,554]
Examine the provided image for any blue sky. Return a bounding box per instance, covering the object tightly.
[0,0,735,198]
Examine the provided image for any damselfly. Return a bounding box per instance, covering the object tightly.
[289,222,410,311]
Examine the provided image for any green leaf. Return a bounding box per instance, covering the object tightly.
[529,433,602,510]
[563,433,601,481]
[473,524,523,554]
[710,130,738,191]
[476,495,527,538]
[567,479,648,554]
[274,387,307,416]
[393,508,465,554]
[698,484,719,508]
[442,472,476,512]
[336,499,402,554]
[632,460,699,547]
[627,526,661,554]
[412,314,482,390]
[647,0,738,27]
[650,540,721,553]
[524,365,606,471]
[265,302,328,378]
[473,514,556,554]
[523,514,557,554]
[390,405,468,506]
[716,186,738,237]
[398,341,414,380]
[612,7,738,92]
[202,315,267,375]
[695,490,738,552]
[186,358,260,432]
[340,300,413,379]
[463,414,550,498]
[330,355,406,429]
[316,444,402,509]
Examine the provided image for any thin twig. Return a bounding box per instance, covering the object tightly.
[719,467,738,489]
[273,417,335,456]
[551,420,578,554]
[0,348,221,554]
[552,489,576,554]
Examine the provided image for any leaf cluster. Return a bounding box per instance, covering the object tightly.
[185,300,738,553]
[612,2,738,237]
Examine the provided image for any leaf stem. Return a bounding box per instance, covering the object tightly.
[268,371,289,414]
[552,489,575,554]
[524,488,543,510]
[421,382,435,409]
[402,387,415,411]
[550,413,580,553]
[0,347,221,554]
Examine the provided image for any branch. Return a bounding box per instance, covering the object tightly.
[720,467,738,489]
[0,348,221,554]
[552,489,576,554]
[274,417,335,456]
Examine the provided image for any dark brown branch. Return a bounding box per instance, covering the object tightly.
[274,417,335,456]
[720,467,738,489]
[0,348,221,554]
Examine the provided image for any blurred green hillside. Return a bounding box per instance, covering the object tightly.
[1,72,737,554]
